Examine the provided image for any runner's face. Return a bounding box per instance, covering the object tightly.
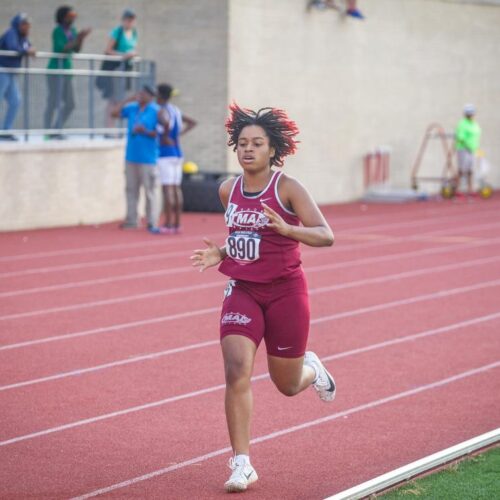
[237,125,275,172]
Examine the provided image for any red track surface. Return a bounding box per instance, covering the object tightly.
[1,199,499,499]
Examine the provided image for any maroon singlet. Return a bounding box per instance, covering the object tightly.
[218,170,302,283]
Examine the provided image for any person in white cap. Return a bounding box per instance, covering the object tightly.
[455,104,481,197]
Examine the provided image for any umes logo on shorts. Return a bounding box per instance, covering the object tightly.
[221,312,252,326]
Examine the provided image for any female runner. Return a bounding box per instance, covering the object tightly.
[191,104,336,492]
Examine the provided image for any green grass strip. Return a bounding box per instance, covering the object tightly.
[380,446,500,499]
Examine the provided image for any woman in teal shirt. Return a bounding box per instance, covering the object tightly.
[44,6,90,136]
[104,9,138,128]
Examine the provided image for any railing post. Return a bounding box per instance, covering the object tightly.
[150,60,156,88]
[89,59,94,139]
[54,58,63,130]
[23,54,30,142]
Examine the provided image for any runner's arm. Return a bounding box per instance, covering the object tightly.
[189,178,234,271]
[263,175,334,247]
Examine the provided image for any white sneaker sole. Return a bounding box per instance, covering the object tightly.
[225,472,258,492]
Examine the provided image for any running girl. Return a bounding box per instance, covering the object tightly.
[190,104,335,492]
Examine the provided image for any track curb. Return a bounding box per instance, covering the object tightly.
[325,428,500,500]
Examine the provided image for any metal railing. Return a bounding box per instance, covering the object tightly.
[0,50,155,141]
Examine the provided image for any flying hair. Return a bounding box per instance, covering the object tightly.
[225,103,299,167]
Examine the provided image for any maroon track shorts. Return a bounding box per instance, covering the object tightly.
[220,272,310,358]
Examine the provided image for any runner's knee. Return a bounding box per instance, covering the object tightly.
[273,380,300,397]
[224,357,252,388]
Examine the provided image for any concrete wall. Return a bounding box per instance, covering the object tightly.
[228,0,500,203]
[0,0,228,172]
[0,0,228,230]
[1,0,499,229]
[0,142,126,230]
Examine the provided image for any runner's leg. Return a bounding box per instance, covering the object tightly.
[222,335,257,455]
[267,354,315,396]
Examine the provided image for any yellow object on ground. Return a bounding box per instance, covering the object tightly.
[183,161,199,174]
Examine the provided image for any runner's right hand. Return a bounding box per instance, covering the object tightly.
[190,238,224,272]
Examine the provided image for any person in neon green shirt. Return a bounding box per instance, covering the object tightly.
[43,6,91,137]
[455,104,481,196]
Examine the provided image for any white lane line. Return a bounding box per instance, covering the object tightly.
[293,217,499,261]
[0,306,220,351]
[0,339,221,391]
[311,278,500,325]
[0,213,494,281]
[0,307,221,352]
[320,311,500,363]
[2,255,500,391]
[340,205,500,235]
[0,265,195,298]
[1,202,494,263]
[3,230,500,323]
[0,373,269,448]
[2,247,500,349]
[0,231,226,263]
[70,361,500,499]
[305,235,495,273]
[0,248,194,279]
[2,231,499,299]
[1,311,499,447]
[309,254,500,294]
[1,206,497,279]
[0,281,225,321]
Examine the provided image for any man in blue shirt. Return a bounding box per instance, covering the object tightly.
[112,85,165,232]
[0,13,34,140]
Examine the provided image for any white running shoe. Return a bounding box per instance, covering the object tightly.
[224,457,258,492]
[304,351,336,402]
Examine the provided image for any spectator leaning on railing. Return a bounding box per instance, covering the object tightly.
[43,5,91,139]
[0,13,35,140]
[99,9,138,131]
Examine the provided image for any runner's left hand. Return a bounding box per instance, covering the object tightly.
[261,202,291,237]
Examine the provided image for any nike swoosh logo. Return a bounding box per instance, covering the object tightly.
[244,471,254,480]
[327,375,336,392]
[260,198,272,203]
[277,346,292,351]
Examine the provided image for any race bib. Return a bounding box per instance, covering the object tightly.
[226,231,261,264]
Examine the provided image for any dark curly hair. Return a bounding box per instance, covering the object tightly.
[55,6,74,25]
[225,103,299,167]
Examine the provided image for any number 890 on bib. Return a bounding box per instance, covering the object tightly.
[226,232,261,263]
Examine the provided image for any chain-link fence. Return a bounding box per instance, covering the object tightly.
[0,50,155,140]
